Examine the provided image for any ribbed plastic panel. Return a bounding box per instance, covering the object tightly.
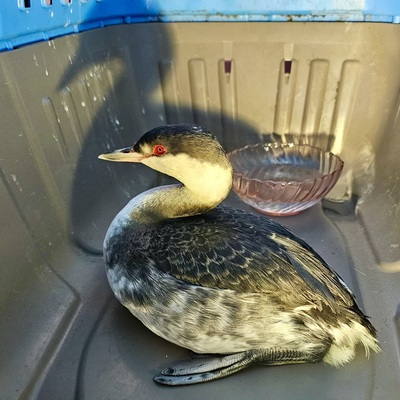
[1,22,400,399]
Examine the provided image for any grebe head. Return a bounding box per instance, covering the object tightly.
[99,124,233,208]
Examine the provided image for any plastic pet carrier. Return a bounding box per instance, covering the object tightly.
[1,1,400,399]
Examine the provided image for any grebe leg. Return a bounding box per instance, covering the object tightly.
[154,347,327,386]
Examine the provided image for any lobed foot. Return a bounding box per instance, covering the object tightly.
[154,348,325,386]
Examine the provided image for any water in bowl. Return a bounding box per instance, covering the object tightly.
[245,164,322,183]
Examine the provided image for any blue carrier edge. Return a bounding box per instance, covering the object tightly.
[1,0,400,51]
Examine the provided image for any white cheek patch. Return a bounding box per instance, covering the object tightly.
[142,153,194,179]
[142,153,232,204]
[141,153,177,174]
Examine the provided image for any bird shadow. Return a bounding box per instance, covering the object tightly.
[63,25,336,253]
[63,14,263,253]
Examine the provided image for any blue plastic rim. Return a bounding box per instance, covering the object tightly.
[1,0,400,51]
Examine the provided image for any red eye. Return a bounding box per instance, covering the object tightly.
[153,145,166,155]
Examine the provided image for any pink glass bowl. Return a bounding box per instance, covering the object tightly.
[228,143,344,216]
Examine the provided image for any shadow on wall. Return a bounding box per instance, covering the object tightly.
[61,2,261,252]
[62,4,339,252]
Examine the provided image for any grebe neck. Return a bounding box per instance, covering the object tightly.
[133,153,233,221]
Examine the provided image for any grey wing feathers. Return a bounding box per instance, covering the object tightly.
[142,205,356,309]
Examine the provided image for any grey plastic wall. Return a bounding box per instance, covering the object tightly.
[0,22,399,399]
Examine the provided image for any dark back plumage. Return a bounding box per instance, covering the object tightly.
[106,203,374,337]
